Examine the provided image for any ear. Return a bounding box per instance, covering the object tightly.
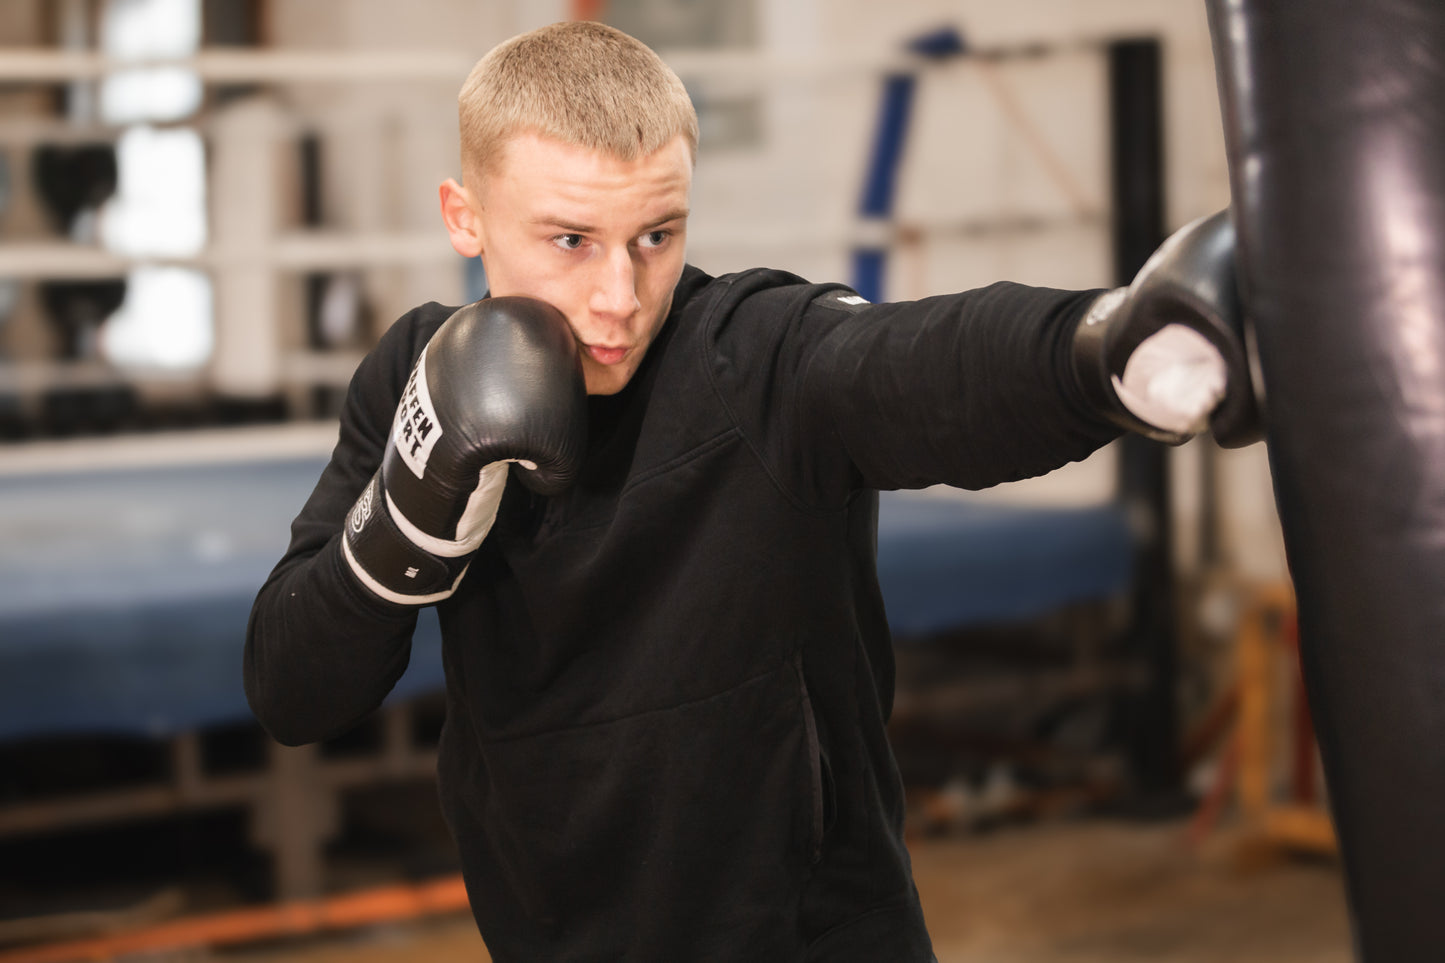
[439,178,484,258]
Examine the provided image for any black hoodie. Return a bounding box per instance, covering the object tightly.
[245,264,1117,961]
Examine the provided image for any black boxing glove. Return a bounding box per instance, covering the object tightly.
[1072,209,1264,447]
[343,297,586,604]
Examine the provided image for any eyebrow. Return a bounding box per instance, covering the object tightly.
[530,208,690,234]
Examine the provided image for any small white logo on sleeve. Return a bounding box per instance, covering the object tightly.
[394,345,444,479]
[837,294,869,306]
[404,566,420,579]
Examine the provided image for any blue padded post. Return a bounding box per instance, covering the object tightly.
[851,27,967,303]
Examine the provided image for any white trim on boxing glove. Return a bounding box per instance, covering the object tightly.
[341,471,477,605]
[385,460,511,558]
[341,531,472,606]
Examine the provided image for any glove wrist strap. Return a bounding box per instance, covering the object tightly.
[342,472,472,605]
[1072,288,1191,446]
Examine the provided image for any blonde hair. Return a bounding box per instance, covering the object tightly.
[458,21,699,182]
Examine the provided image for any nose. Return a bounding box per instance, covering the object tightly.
[589,247,641,319]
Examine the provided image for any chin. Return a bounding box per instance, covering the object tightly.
[584,368,630,396]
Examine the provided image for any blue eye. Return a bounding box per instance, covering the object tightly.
[554,234,584,251]
[639,230,669,248]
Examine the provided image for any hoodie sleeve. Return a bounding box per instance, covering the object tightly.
[706,273,1121,509]
[243,304,449,746]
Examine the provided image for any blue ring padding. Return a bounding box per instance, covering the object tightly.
[876,495,1133,636]
[0,457,1132,741]
[0,599,444,741]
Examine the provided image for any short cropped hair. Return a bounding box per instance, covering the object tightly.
[458,21,699,182]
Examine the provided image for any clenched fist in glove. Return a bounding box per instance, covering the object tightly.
[343,296,587,604]
[1073,209,1263,447]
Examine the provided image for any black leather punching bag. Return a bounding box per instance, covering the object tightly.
[1205,1,1445,957]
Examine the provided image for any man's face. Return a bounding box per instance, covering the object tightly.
[470,132,693,396]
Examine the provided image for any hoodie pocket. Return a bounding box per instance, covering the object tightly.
[793,650,835,864]
[449,656,832,958]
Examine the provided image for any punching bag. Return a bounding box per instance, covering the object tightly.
[1205,1,1445,957]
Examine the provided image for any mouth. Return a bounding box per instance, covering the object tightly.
[582,343,629,366]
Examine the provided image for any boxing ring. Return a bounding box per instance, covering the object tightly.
[0,425,449,901]
[0,422,1136,899]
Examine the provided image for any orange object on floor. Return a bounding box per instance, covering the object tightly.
[1188,582,1337,857]
[0,875,470,963]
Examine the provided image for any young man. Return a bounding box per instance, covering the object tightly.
[246,21,1253,962]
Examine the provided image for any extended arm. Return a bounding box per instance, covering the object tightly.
[795,281,1116,497]
[738,213,1259,503]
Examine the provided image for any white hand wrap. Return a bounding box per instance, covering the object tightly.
[1111,324,1228,437]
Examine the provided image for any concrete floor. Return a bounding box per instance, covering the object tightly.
[219,818,1352,963]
